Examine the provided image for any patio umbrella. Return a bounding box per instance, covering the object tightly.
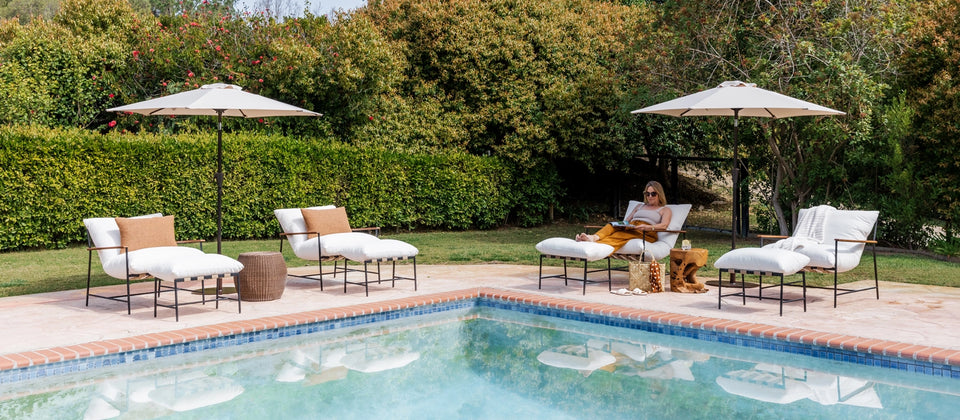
[632,81,844,249]
[107,83,321,253]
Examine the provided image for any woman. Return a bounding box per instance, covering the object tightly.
[576,181,673,252]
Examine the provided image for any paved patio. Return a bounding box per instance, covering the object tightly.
[1,263,958,367]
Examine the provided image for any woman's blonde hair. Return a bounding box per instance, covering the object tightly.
[645,181,667,206]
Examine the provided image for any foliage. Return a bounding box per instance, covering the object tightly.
[897,0,960,236]
[639,1,918,239]
[0,126,515,251]
[362,0,647,171]
[0,0,955,251]
[0,17,127,128]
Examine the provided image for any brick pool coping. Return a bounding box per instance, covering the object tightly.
[2,287,959,372]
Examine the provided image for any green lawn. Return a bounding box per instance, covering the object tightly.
[1,223,958,298]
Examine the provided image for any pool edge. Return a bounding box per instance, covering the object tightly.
[2,287,958,373]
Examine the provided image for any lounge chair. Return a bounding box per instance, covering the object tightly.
[534,203,691,294]
[84,213,243,320]
[274,206,418,296]
[759,205,879,307]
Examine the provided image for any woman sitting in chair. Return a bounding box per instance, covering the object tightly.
[576,181,673,251]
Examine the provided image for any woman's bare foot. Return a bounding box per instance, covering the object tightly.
[576,234,599,242]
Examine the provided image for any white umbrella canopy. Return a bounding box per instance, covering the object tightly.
[107,83,321,118]
[632,80,844,118]
[107,83,321,253]
[631,81,844,248]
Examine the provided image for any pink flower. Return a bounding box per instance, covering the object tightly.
[258,118,264,123]
[368,116,374,121]
[108,121,117,128]
[258,78,263,83]
[187,71,195,77]
[108,93,114,98]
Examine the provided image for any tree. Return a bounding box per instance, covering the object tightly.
[898,0,960,237]
[640,1,914,235]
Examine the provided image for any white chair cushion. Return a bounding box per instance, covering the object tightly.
[274,205,335,250]
[766,208,877,273]
[100,246,205,279]
[339,239,419,262]
[615,204,692,260]
[292,232,381,260]
[84,213,163,262]
[714,248,810,275]
[149,253,245,282]
[822,209,878,245]
[535,238,614,262]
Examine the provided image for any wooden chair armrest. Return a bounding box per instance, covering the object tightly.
[280,231,313,237]
[87,245,123,252]
[584,225,604,230]
[836,238,878,245]
[176,239,205,244]
[352,226,381,237]
[656,229,685,234]
[758,234,789,239]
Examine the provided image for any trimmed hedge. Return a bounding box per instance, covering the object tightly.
[0,126,523,250]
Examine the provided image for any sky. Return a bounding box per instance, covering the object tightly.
[235,0,368,17]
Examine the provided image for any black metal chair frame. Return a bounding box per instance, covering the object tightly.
[342,256,418,297]
[759,222,879,308]
[538,254,612,295]
[717,268,807,316]
[85,237,205,315]
[154,272,242,322]
[279,227,380,290]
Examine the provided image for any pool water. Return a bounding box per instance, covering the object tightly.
[2,306,959,419]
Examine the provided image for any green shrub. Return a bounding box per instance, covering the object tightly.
[0,126,524,250]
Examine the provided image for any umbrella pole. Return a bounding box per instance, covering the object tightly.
[216,111,224,254]
[731,109,741,250]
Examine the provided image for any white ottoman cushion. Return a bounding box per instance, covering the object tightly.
[339,239,419,262]
[150,253,245,282]
[535,238,614,262]
[101,246,205,279]
[714,248,810,275]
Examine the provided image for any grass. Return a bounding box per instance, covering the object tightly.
[2,222,959,298]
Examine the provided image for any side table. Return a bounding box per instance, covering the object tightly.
[237,251,287,301]
[669,248,709,293]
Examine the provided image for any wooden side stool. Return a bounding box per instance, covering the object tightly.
[669,248,709,293]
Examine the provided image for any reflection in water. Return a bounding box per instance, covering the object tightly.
[82,366,245,419]
[716,363,882,408]
[2,306,958,419]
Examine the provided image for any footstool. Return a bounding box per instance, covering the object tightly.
[237,251,287,302]
[713,248,810,316]
[534,238,614,295]
[669,248,709,293]
[339,239,419,296]
[150,253,245,321]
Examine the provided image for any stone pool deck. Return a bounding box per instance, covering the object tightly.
[2,264,959,371]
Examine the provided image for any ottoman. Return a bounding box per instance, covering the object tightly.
[150,253,245,321]
[534,238,614,295]
[713,248,810,316]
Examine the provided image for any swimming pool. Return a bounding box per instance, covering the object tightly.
[1,297,958,419]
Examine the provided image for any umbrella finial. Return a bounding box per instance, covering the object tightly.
[719,81,756,88]
[201,83,243,91]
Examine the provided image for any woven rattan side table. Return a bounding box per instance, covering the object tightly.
[237,251,287,301]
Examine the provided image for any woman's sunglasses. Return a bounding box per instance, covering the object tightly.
[644,191,658,197]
